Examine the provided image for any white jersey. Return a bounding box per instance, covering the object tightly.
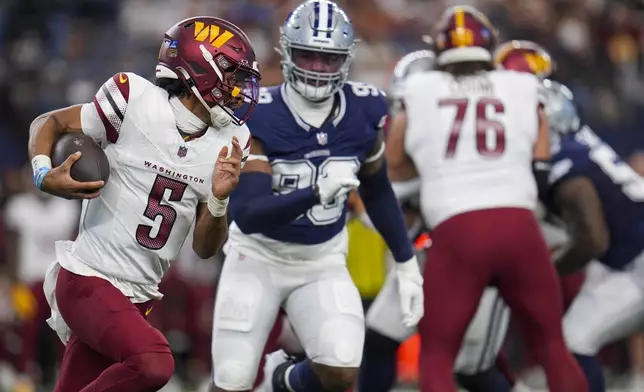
[4,193,79,284]
[56,72,250,301]
[403,70,541,228]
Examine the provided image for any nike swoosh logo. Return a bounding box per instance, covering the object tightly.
[145,306,153,316]
[119,73,128,84]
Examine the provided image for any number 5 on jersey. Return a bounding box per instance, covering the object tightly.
[440,98,506,158]
[136,175,187,250]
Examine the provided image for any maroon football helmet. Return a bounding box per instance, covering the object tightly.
[494,40,554,79]
[157,17,261,126]
[433,6,498,67]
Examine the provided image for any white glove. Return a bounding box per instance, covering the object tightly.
[315,173,360,205]
[395,256,424,327]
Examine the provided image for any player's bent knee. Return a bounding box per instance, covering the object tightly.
[311,317,363,391]
[128,351,174,390]
[563,309,599,355]
[214,359,256,391]
[209,380,249,392]
[210,384,245,392]
[311,363,358,391]
[211,331,258,391]
[316,317,364,367]
[563,325,597,356]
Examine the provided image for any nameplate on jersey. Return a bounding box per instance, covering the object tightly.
[143,160,206,184]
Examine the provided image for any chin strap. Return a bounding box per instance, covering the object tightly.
[168,96,207,134]
[210,106,233,128]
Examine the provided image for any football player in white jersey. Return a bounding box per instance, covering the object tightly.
[362,49,514,392]
[387,6,588,392]
[28,17,260,392]
[210,2,423,392]
[364,47,574,392]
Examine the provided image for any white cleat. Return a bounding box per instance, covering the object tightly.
[255,349,289,392]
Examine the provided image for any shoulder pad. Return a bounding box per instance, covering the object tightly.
[91,72,150,143]
[390,50,435,98]
[111,72,150,102]
[344,81,388,131]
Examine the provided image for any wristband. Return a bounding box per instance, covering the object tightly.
[32,155,52,189]
[207,193,229,217]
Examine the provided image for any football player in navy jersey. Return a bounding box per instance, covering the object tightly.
[541,79,644,392]
[209,2,423,392]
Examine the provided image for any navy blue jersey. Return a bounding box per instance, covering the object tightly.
[241,82,388,245]
[549,126,644,269]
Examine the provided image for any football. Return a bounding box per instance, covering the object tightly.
[52,133,110,183]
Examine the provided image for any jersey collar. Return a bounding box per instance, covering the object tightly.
[281,83,347,131]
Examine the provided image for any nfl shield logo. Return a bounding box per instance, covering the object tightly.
[177,145,188,158]
[316,132,328,146]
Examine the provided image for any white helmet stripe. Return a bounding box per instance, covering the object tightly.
[315,1,329,38]
[281,0,355,101]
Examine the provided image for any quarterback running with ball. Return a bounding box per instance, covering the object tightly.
[29,17,260,392]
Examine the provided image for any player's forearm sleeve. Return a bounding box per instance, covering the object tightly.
[533,159,551,201]
[358,164,414,262]
[230,172,319,234]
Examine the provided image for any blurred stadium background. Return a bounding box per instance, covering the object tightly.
[0,0,643,391]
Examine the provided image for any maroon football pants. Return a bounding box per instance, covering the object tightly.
[418,208,587,392]
[53,267,174,392]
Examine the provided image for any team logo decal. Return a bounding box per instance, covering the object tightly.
[177,145,188,158]
[316,132,328,146]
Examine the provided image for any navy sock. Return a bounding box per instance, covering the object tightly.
[574,354,605,392]
[456,368,511,392]
[358,329,400,392]
[287,359,326,392]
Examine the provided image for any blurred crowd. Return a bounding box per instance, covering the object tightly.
[0,0,643,391]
